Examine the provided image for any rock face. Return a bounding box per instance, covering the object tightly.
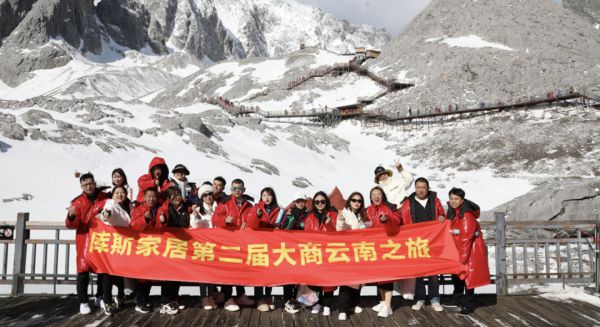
[564,0,600,25]
[485,178,600,223]
[368,0,600,114]
[0,0,389,87]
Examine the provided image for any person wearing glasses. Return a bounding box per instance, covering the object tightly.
[211,178,255,311]
[303,191,338,317]
[335,192,369,321]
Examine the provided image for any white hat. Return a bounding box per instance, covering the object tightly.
[294,191,307,201]
[198,184,214,196]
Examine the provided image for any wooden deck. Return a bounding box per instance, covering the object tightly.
[0,294,598,327]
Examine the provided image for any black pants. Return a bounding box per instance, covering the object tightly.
[136,281,152,306]
[76,272,104,303]
[200,284,217,298]
[452,275,475,309]
[338,286,361,313]
[307,285,334,308]
[161,281,180,304]
[415,276,440,301]
[101,274,125,304]
[221,285,247,299]
[283,285,297,300]
[254,287,272,301]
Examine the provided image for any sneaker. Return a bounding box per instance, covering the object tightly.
[458,307,473,316]
[322,306,331,316]
[431,302,444,312]
[236,294,255,306]
[403,293,414,301]
[311,303,322,314]
[103,303,114,316]
[338,312,347,321]
[159,302,179,315]
[212,292,225,305]
[135,303,151,314]
[266,298,276,311]
[411,300,425,311]
[94,297,103,307]
[224,298,240,312]
[175,300,186,310]
[354,306,363,314]
[209,297,218,309]
[79,303,91,315]
[114,296,124,310]
[377,305,393,318]
[372,301,385,312]
[442,297,461,308]
[257,300,270,312]
[284,300,300,314]
[202,297,214,310]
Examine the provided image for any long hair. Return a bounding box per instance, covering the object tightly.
[259,187,278,209]
[369,186,390,205]
[344,191,367,222]
[111,168,129,187]
[311,191,331,214]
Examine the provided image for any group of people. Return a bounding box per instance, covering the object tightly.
[66,157,489,319]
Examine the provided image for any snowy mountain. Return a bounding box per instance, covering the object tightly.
[366,0,600,114]
[564,0,600,27]
[0,0,389,87]
[1,0,600,224]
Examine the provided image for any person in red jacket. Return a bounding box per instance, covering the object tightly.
[365,186,401,318]
[211,178,255,311]
[65,172,107,315]
[399,178,446,312]
[445,188,490,316]
[128,188,171,314]
[246,187,283,312]
[304,191,338,317]
[135,157,172,203]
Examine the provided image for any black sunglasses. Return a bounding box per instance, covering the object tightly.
[202,192,213,197]
[350,198,363,203]
[314,200,326,205]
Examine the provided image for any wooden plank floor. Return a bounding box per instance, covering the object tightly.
[0,295,599,327]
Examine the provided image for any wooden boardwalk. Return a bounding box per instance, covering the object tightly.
[1,295,598,326]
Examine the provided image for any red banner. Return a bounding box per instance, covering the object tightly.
[85,221,467,287]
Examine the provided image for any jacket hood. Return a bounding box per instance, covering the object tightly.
[447,199,480,220]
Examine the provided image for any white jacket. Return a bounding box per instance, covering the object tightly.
[100,199,131,227]
[336,208,367,231]
[191,202,217,229]
[378,169,414,206]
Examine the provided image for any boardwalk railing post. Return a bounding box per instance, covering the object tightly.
[596,222,600,294]
[494,212,508,295]
[11,212,30,296]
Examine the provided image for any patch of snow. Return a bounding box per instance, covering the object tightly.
[428,35,515,51]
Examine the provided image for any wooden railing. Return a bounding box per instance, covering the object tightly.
[1,212,598,296]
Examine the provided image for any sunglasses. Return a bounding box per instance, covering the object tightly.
[314,200,326,205]
[202,192,213,197]
[350,198,363,203]
[230,187,244,192]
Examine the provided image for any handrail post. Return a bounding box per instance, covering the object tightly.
[494,212,508,296]
[11,212,30,296]
[596,222,600,294]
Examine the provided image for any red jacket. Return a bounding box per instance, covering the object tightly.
[365,203,401,235]
[211,195,253,230]
[65,191,107,272]
[136,157,172,203]
[400,192,445,225]
[246,201,281,230]
[130,201,169,232]
[303,209,338,232]
[448,200,491,289]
